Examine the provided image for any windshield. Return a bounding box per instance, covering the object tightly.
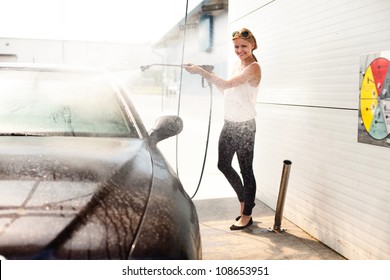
[0,68,137,137]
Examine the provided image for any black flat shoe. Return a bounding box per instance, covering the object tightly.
[230,218,253,230]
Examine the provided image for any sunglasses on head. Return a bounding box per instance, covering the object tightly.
[232,30,250,38]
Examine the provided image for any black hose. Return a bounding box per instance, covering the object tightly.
[176,0,190,177]
[190,81,213,199]
[140,0,212,199]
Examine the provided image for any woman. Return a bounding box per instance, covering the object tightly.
[185,28,261,230]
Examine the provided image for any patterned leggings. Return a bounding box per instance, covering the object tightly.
[217,119,257,216]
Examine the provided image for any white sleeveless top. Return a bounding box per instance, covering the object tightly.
[223,62,259,122]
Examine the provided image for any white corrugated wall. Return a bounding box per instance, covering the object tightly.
[229,0,390,259]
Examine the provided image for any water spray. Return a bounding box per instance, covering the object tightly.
[140,62,214,199]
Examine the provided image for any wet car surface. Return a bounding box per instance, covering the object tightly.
[0,63,201,260]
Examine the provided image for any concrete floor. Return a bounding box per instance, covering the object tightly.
[193,197,346,260]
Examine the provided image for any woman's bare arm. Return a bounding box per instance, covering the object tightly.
[184,63,261,90]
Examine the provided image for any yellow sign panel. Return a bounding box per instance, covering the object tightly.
[360,66,378,99]
[360,99,378,132]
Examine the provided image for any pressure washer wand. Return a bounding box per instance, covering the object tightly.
[140,63,214,73]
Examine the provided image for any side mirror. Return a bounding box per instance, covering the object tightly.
[148,115,183,144]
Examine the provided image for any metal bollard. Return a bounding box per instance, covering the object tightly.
[272,160,292,232]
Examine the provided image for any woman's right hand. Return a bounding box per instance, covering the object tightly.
[183,63,202,75]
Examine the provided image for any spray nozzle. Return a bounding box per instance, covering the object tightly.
[140,65,151,71]
[197,65,214,73]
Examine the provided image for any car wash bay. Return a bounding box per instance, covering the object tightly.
[131,93,345,260]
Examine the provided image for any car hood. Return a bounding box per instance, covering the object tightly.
[0,136,153,259]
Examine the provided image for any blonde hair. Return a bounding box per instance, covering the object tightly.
[232,28,258,61]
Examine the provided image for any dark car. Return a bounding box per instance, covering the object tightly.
[0,63,201,260]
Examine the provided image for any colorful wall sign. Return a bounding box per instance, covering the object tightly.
[358,52,390,147]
